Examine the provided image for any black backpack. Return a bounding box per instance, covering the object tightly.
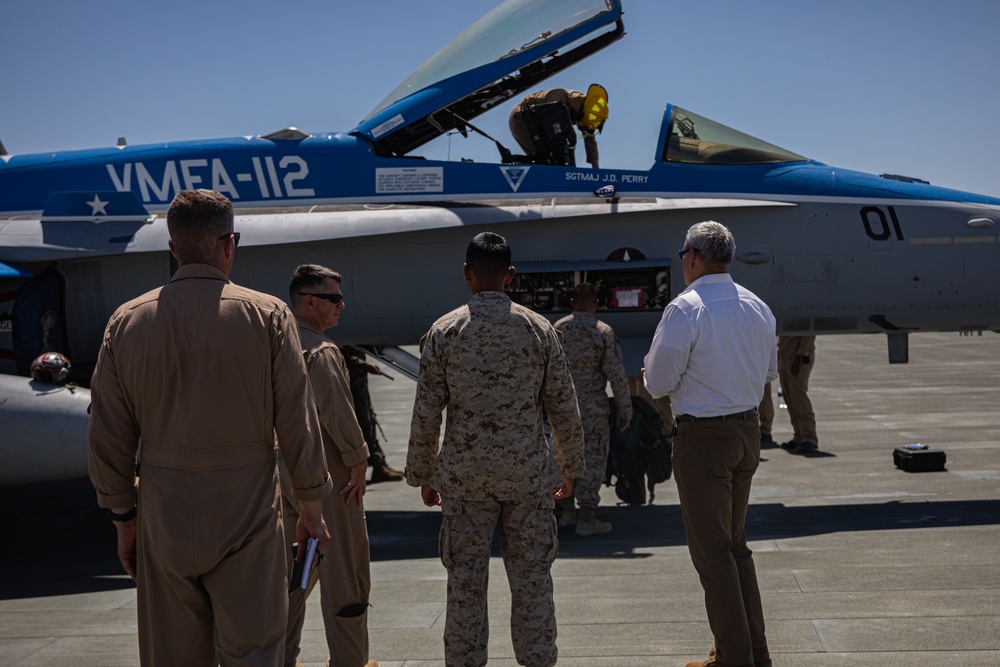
[606,395,672,505]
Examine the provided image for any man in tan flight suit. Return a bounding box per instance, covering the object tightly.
[553,282,632,536]
[777,335,819,453]
[509,88,603,168]
[407,231,586,667]
[87,189,333,667]
[758,382,776,447]
[283,264,379,667]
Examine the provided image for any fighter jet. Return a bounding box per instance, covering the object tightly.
[1,0,998,483]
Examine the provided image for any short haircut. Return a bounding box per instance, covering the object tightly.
[572,282,597,304]
[465,232,511,279]
[684,220,735,267]
[288,264,342,308]
[167,189,234,264]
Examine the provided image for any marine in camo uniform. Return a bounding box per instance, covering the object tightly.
[553,282,632,536]
[406,231,586,667]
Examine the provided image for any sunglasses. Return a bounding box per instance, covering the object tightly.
[217,231,241,247]
[298,292,344,303]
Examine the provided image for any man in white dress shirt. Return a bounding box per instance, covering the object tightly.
[644,221,777,667]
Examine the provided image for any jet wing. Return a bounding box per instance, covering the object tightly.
[232,197,796,248]
[0,196,796,265]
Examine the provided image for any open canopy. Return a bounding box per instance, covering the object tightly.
[353,0,623,157]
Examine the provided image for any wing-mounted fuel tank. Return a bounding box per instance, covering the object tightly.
[0,374,91,485]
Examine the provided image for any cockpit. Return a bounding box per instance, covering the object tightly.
[663,106,807,165]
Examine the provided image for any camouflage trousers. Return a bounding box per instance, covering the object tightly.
[575,408,610,510]
[439,495,559,667]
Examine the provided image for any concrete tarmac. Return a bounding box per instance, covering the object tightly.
[1,332,998,666]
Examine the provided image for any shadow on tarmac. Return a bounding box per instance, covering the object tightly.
[3,476,998,601]
[0,477,132,600]
[368,495,1000,561]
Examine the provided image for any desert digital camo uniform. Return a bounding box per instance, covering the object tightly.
[88,263,332,667]
[553,310,633,509]
[406,291,585,667]
[281,319,372,667]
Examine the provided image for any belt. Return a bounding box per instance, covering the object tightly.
[140,440,277,470]
[676,408,758,424]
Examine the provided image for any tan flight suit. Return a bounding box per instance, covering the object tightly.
[758,381,774,437]
[281,319,372,667]
[509,88,599,166]
[407,291,585,667]
[553,311,632,510]
[777,335,818,445]
[87,263,332,667]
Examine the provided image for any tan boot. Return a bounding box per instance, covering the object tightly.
[574,508,611,536]
[557,508,576,530]
[699,645,771,667]
[555,498,576,529]
[686,657,752,667]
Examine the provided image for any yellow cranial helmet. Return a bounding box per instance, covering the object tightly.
[579,83,609,133]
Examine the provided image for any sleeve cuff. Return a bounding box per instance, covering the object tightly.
[96,482,138,510]
[291,474,334,501]
[340,444,370,467]
[404,465,431,488]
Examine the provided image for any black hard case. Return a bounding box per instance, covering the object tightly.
[893,447,947,472]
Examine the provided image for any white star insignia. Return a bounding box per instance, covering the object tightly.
[87,195,109,216]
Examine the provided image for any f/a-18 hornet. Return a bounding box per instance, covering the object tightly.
[1,0,997,483]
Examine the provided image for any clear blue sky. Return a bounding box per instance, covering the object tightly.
[3,0,998,196]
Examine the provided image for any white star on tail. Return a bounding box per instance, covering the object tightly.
[87,195,109,215]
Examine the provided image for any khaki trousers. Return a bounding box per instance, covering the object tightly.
[284,458,372,667]
[137,462,287,667]
[777,337,817,444]
[758,382,774,435]
[283,511,321,667]
[439,495,559,667]
[509,106,536,156]
[672,417,767,666]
